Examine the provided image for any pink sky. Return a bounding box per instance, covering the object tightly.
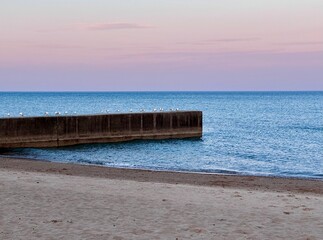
[0,1,322,91]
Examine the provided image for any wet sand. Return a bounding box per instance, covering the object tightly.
[1,157,323,239]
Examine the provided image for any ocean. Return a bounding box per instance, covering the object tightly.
[0,91,322,179]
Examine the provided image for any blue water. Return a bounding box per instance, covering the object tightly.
[1,92,322,179]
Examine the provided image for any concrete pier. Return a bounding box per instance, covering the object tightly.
[0,111,202,148]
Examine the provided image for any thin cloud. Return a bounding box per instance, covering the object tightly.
[207,37,261,43]
[36,22,153,33]
[83,22,153,31]
[274,41,323,46]
[36,27,74,33]
[122,49,282,59]
[32,44,85,49]
[0,40,85,49]
[177,37,261,45]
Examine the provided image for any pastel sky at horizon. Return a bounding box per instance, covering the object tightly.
[1,0,322,91]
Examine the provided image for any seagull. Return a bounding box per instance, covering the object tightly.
[45,112,49,116]
[169,108,173,111]
[153,109,157,112]
[141,109,145,112]
[55,112,60,115]
[64,111,68,115]
[106,110,109,113]
[19,112,24,117]
[176,108,179,111]
[130,109,133,112]
[117,110,120,112]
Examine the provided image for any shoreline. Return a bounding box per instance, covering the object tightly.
[1,156,322,194]
[2,154,323,181]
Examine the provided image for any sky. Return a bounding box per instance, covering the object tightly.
[0,0,322,91]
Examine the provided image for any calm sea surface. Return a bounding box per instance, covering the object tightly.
[0,92,322,179]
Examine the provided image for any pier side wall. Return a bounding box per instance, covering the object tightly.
[0,111,202,148]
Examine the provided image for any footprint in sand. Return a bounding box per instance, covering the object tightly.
[303,208,314,211]
[268,205,278,208]
[233,192,242,198]
[190,228,205,234]
[290,205,301,209]
[283,211,292,215]
[43,219,63,224]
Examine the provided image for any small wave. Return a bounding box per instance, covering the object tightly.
[283,125,323,132]
[200,169,238,175]
[313,173,323,178]
[234,153,257,160]
[76,159,105,165]
[159,167,239,175]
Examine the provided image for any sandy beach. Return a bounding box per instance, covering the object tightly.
[1,157,323,239]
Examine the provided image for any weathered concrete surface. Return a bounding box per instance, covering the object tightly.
[0,111,202,148]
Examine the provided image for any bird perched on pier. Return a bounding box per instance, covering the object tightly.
[19,113,24,117]
[176,108,179,111]
[64,111,68,115]
[159,108,163,111]
[153,109,157,112]
[7,113,10,117]
[45,112,49,116]
[130,109,133,112]
[55,112,60,115]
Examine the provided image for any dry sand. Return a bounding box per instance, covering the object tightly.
[1,157,323,239]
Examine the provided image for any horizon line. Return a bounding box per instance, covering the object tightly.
[1,90,322,93]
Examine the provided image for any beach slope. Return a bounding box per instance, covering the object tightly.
[1,158,322,239]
